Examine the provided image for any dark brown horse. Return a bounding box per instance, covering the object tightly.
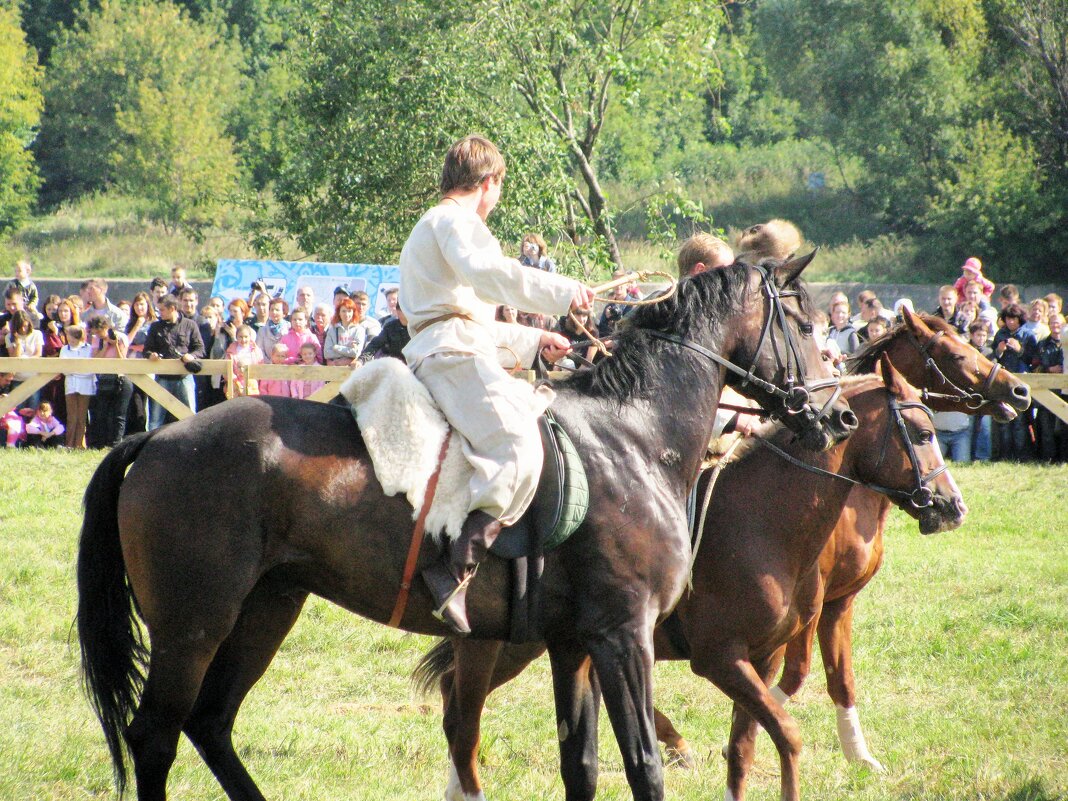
[77,258,854,801]
[416,358,967,801]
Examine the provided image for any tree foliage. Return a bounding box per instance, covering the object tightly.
[0,4,42,235]
[36,0,245,231]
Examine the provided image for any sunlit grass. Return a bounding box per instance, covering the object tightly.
[0,450,1064,799]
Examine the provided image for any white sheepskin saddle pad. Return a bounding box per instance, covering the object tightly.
[340,359,472,543]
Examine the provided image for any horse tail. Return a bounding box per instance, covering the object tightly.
[76,430,156,795]
[411,638,456,697]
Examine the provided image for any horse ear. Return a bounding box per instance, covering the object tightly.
[879,353,908,398]
[901,305,933,338]
[774,249,819,287]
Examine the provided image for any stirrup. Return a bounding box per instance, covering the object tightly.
[430,566,477,624]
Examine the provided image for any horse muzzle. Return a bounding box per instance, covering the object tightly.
[918,493,967,535]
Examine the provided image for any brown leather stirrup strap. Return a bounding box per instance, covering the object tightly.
[388,432,452,628]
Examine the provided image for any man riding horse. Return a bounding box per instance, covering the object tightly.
[400,135,594,635]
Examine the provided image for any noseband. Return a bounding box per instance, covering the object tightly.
[908,329,1000,410]
[648,264,842,429]
[758,395,947,509]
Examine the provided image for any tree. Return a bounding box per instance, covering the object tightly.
[272,0,576,265]
[755,0,986,225]
[489,0,724,267]
[272,0,724,270]
[0,5,42,235]
[36,0,245,228]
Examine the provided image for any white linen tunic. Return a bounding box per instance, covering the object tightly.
[400,204,578,525]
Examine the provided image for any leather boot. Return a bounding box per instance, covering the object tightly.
[422,510,502,635]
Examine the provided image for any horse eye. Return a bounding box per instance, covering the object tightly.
[799,323,813,336]
[918,430,933,445]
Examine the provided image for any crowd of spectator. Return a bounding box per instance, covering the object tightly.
[2,242,1065,462]
[0,262,411,449]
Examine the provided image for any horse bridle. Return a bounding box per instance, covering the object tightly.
[647,263,842,429]
[907,329,1001,410]
[757,394,947,509]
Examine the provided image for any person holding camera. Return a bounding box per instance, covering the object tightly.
[144,294,205,430]
[86,316,131,447]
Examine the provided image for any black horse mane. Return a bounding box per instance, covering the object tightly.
[562,259,810,405]
[847,313,956,374]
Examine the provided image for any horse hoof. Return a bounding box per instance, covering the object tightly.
[860,756,886,773]
[665,745,696,769]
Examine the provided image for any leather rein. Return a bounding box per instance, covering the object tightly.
[647,264,842,428]
[901,328,1001,410]
[757,395,946,509]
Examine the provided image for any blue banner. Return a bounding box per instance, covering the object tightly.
[211,259,400,319]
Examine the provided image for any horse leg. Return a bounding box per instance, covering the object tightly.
[548,642,601,801]
[697,645,801,801]
[585,626,663,801]
[776,615,818,701]
[655,706,697,769]
[181,580,309,800]
[441,639,503,801]
[125,638,222,801]
[817,595,884,771]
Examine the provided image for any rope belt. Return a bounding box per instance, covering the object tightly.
[413,312,474,335]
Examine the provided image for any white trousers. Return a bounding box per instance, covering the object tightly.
[414,352,552,525]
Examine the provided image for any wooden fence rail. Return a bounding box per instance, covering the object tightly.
[1,357,1066,425]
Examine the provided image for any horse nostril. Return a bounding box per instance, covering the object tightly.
[836,409,859,432]
[1012,384,1031,399]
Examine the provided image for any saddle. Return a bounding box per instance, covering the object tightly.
[490,410,589,559]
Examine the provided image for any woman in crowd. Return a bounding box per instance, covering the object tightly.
[4,309,44,409]
[86,316,131,448]
[323,297,365,366]
[827,300,860,364]
[196,304,226,409]
[992,303,1038,460]
[519,233,557,273]
[123,292,156,434]
[255,298,290,358]
[495,305,519,324]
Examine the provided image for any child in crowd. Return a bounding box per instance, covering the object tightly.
[953,257,994,303]
[865,317,890,341]
[279,307,322,364]
[1,404,30,448]
[7,260,39,315]
[59,325,95,448]
[25,400,64,448]
[1021,298,1050,342]
[258,343,291,397]
[224,325,264,397]
[289,343,326,399]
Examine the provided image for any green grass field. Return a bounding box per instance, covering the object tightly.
[0,449,1065,800]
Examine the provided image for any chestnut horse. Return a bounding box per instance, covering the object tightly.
[416,358,967,801]
[756,309,1031,770]
[76,258,854,801]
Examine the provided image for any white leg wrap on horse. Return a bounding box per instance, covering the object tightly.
[835,705,884,772]
[724,787,739,801]
[769,684,790,706]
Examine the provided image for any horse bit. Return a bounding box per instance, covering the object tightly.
[648,263,843,429]
[758,395,947,509]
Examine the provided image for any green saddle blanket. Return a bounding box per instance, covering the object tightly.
[490,410,589,559]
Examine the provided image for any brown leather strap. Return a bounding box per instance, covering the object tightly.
[413,312,474,335]
[388,432,452,628]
